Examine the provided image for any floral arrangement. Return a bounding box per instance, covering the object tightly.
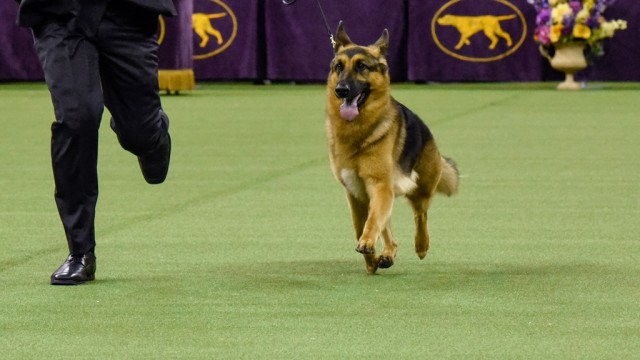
[528,0,627,58]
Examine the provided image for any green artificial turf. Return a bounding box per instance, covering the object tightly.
[0,82,638,359]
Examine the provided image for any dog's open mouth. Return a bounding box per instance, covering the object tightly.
[339,91,368,121]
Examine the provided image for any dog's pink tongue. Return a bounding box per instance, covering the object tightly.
[339,97,360,121]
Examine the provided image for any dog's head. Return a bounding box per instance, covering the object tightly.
[327,22,390,122]
[436,15,454,26]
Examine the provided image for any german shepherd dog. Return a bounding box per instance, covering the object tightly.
[325,22,460,274]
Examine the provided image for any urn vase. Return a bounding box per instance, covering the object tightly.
[547,43,588,90]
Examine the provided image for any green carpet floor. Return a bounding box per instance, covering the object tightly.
[0,82,638,359]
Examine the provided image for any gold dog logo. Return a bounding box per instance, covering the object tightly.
[193,13,227,48]
[437,14,516,50]
[193,0,237,60]
[432,0,527,62]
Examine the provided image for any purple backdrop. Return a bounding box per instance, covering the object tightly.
[580,0,640,81]
[264,0,408,82]
[191,0,260,80]
[2,0,639,82]
[159,0,194,70]
[0,1,43,81]
[408,0,540,82]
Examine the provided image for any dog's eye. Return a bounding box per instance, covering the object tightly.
[355,61,368,72]
[335,62,344,73]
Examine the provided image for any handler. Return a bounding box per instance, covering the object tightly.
[16,0,176,285]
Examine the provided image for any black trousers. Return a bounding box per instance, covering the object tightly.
[32,1,169,255]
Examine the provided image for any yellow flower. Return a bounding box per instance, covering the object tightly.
[583,0,595,12]
[550,24,564,43]
[600,20,628,38]
[575,9,589,24]
[549,0,565,6]
[551,3,572,24]
[573,24,591,39]
[614,19,628,31]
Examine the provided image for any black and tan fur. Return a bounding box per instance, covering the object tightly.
[325,22,459,274]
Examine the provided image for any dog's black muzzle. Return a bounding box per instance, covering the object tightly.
[335,83,350,99]
[334,81,370,106]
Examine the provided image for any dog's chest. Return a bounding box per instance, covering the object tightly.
[340,168,367,201]
[339,168,419,201]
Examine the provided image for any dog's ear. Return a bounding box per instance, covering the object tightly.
[372,29,389,56]
[333,21,353,53]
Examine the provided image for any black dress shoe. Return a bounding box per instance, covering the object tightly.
[50,252,96,285]
[138,133,171,184]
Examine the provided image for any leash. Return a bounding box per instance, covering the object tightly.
[282,0,336,48]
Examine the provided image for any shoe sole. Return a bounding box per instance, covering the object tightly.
[50,275,95,285]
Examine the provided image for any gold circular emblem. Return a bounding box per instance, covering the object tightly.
[158,15,166,45]
[431,0,527,62]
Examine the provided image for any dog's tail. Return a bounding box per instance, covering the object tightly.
[436,156,459,196]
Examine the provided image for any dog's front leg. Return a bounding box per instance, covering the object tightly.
[347,194,379,274]
[356,180,394,256]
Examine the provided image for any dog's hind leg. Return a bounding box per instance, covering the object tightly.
[206,27,224,45]
[347,194,379,273]
[195,29,209,48]
[409,195,434,260]
[378,220,398,269]
[410,143,443,259]
[495,28,513,47]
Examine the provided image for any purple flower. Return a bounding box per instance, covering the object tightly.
[594,0,605,15]
[562,15,575,36]
[586,16,600,28]
[535,26,551,45]
[536,9,551,26]
[569,1,582,14]
[527,0,549,12]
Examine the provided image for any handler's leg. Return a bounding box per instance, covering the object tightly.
[33,22,102,283]
[98,2,171,184]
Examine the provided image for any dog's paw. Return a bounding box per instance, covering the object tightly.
[377,255,395,269]
[415,241,429,259]
[355,242,375,255]
[363,254,379,274]
[365,263,378,274]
